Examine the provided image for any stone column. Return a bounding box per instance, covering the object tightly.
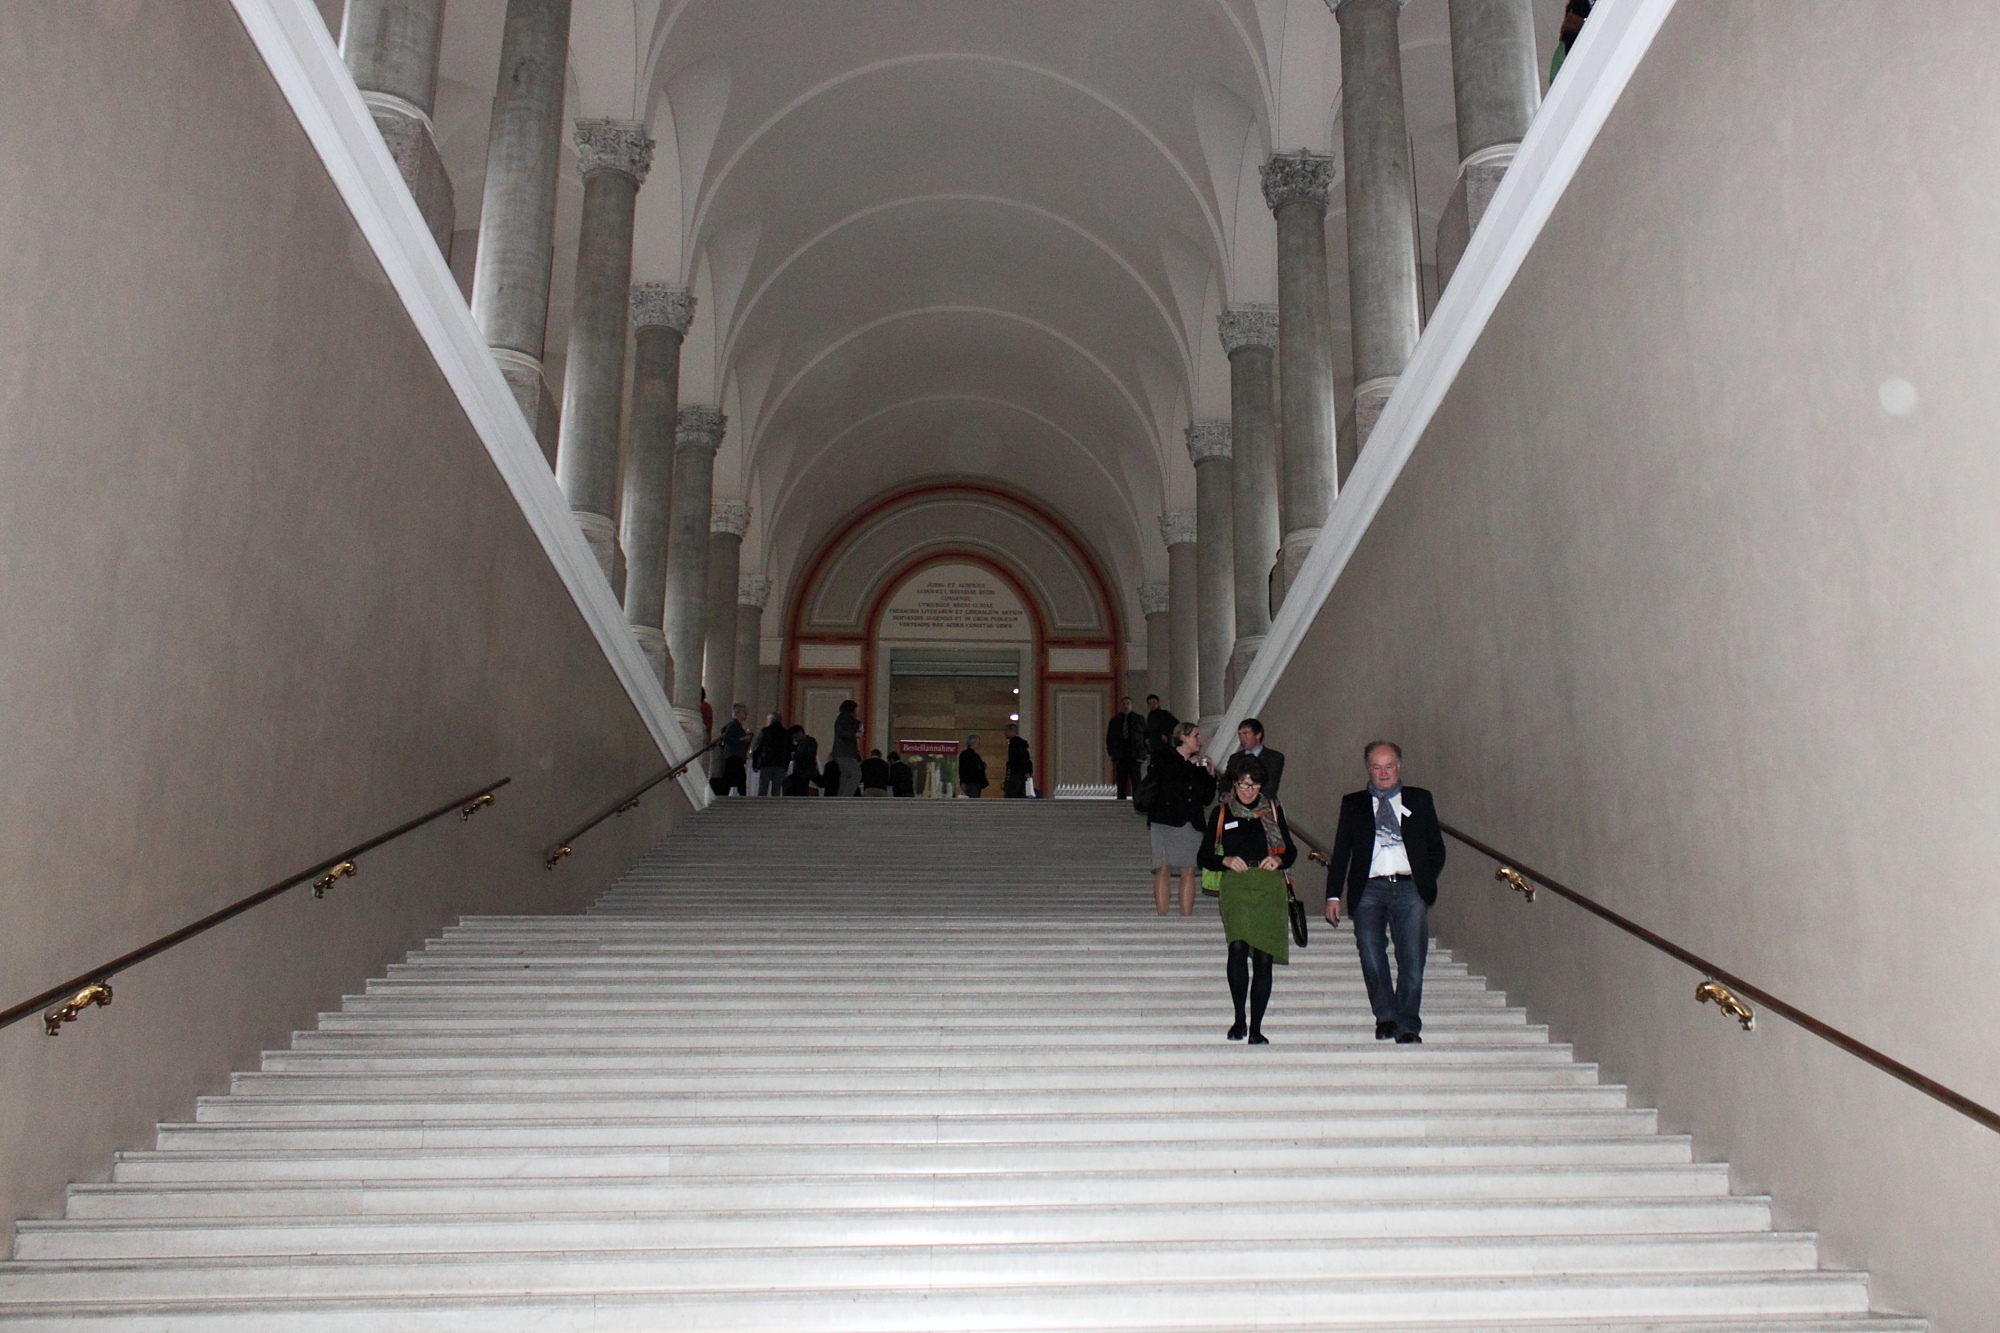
[1219,303,1280,694]
[663,407,724,735]
[1259,150,1338,603]
[1335,0,1423,471]
[619,284,695,688]
[1438,0,1540,288]
[470,0,572,443]
[1140,582,1172,709]
[339,0,454,253]
[1160,510,1200,723]
[1186,421,1235,725]
[734,575,771,721]
[703,500,750,714]
[554,121,652,581]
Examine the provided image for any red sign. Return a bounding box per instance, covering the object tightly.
[897,739,961,756]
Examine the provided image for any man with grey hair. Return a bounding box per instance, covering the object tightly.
[1325,741,1448,1043]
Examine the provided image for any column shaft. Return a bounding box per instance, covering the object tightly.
[470,0,571,435]
[734,576,771,721]
[703,501,749,713]
[663,408,724,723]
[1141,583,1171,710]
[555,122,651,580]
[621,286,693,688]
[1187,422,1234,722]
[339,0,453,252]
[1161,511,1200,723]
[1261,152,1338,603]
[1336,0,1422,464]
[1438,0,1540,286]
[1219,305,1279,694]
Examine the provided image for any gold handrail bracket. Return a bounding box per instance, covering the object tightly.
[459,792,495,821]
[545,845,574,870]
[1696,979,1756,1031]
[311,861,357,899]
[1495,865,1536,902]
[43,981,112,1036]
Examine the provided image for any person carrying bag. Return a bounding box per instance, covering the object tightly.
[1197,752,1298,1044]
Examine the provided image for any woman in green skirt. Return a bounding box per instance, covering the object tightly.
[1198,753,1298,1044]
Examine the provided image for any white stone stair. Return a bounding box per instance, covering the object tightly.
[0,799,1923,1330]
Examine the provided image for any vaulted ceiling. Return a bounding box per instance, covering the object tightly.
[422,0,1563,648]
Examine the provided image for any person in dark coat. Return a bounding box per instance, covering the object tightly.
[751,713,791,796]
[888,752,916,797]
[957,734,988,798]
[712,703,752,796]
[859,749,892,795]
[1198,753,1297,1044]
[1325,740,1448,1043]
[1145,721,1215,916]
[1002,723,1033,798]
[1217,717,1285,801]
[783,728,819,797]
[1105,696,1147,799]
[1143,695,1175,753]
[829,700,863,797]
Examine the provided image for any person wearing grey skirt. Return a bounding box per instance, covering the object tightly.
[1144,721,1216,916]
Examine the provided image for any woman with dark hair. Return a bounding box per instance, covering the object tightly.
[1145,721,1215,916]
[829,700,863,797]
[783,727,819,797]
[1198,752,1298,1044]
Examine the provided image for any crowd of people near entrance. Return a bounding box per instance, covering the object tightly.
[1111,693,1444,1049]
[706,696,1034,800]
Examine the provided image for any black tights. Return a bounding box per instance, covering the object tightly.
[1227,940,1274,1033]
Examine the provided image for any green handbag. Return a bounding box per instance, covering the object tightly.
[1199,808,1226,894]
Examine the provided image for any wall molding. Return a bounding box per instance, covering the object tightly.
[1208,0,1680,761]
[227,0,709,809]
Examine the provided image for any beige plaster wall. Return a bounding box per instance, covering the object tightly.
[1260,4,2000,1327]
[0,2,683,1243]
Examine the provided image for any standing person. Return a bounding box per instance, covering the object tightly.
[888,752,916,797]
[1146,721,1215,916]
[1143,694,1174,752]
[1198,754,1298,1044]
[1222,718,1285,800]
[957,734,988,798]
[1326,741,1448,1044]
[1002,722,1033,798]
[700,687,713,743]
[751,713,790,796]
[1105,697,1146,799]
[713,703,752,796]
[860,748,891,796]
[829,699,863,797]
[783,726,819,797]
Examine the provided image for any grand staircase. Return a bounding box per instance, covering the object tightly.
[0,798,1921,1329]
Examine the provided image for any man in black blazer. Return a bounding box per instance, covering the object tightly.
[1220,717,1285,800]
[1325,741,1447,1044]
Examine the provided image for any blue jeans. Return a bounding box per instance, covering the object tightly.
[1353,878,1429,1035]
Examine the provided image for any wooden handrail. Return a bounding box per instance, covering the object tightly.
[1,777,510,1036]
[1288,811,1997,1135]
[544,738,722,868]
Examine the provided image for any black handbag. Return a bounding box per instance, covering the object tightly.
[1286,879,1309,948]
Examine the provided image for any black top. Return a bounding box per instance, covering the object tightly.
[831,713,862,760]
[889,760,915,797]
[1006,735,1033,777]
[719,718,751,761]
[1144,708,1178,750]
[1325,786,1449,910]
[1105,711,1146,764]
[957,747,988,788]
[789,735,819,774]
[1146,748,1214,829]
[751,723,792,769]
[1195,803,1299,872]
[1218,746,1285,801]
[860,756,891,789]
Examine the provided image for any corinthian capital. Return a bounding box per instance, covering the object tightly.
[710,499,751,538]
[1139,581,1171,616]
[1185,419,1232,465]
[738,574,772,609]
[675,405,726,451]
[1260,150,1336,212]
[1218,303,1278,353]
[1159,509,1198,548]
[575,119,654,184]
[631,283,695,332]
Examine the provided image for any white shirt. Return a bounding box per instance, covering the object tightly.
[1368,790,1413,878]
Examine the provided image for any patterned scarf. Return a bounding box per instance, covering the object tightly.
[1226,793,1286,859]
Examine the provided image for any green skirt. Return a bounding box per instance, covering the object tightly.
[1218,868,1290,964]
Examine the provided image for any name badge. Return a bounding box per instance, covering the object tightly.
[1223,820,1239,829]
